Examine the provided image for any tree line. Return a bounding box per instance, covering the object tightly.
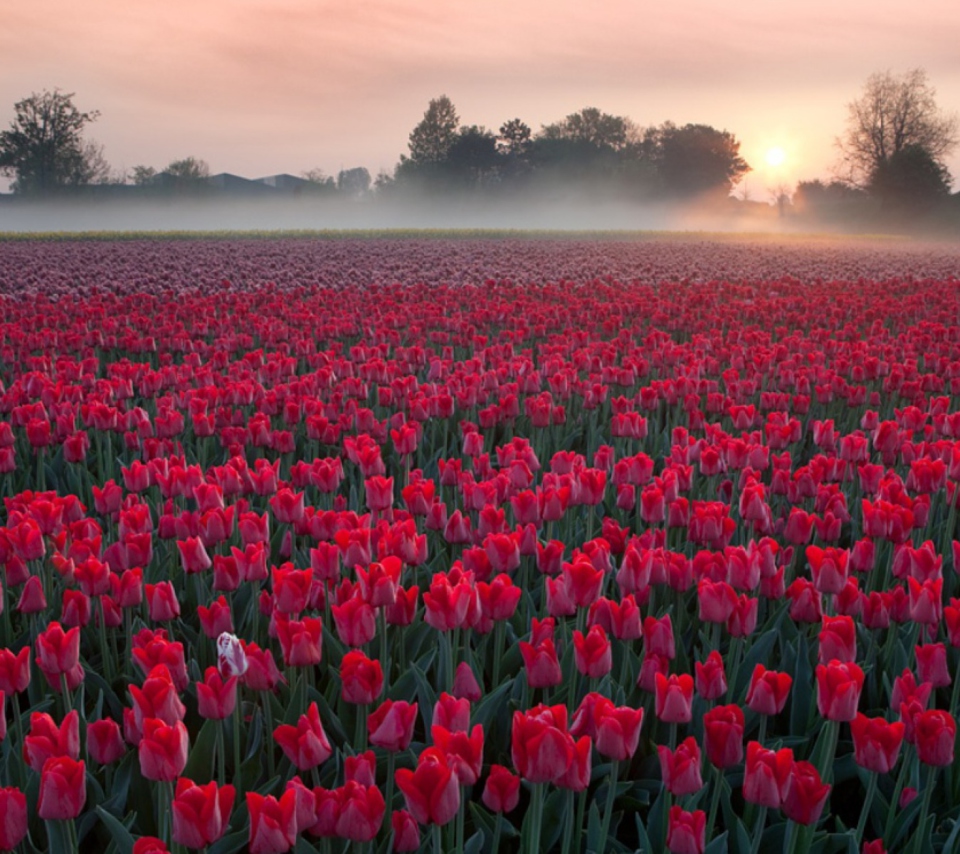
[1,70,956,218]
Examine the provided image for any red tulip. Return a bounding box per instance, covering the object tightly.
[391,809,420,851]
[511,704,574,783]
[0,648,30,696]
[240,641,283,691]
[914,709,956,766]
[87,717,126,765]
[816,660,864,722]
[145,581,181,622]
[34,621,80,677]
[37,756,86,820]
[519,635,563,689]
[331,594,377,647]
[695,651,727,700]
[177,536,212,574]
[133,838,169,854]
[431,723,484,785]
[273,702,333,771]
[138,718,189,781]
[915,643,951,688]
[368,699,418,752]
[335,781,384,842]
[172,778,236,849]
[850,713,905,774]
[130,665,186,735]
[745,665,792,716]
[703,704,745,768]
[818,615,856,664]
[247,789,298,854]
[23,710,80,773]
[482,764,521,813]
[658,737,704,796]
[274,614,322,667]
[433,692,470,732]
[196,667,238,720]
[655,673,694,724]
[0,787,27,851]
[595,699,644,761]
[573,624,612,679]
[395,747,460,826]
[781,760,831,825]
[667,805,706,854]
[340,650,383,705]
[742,741,793,808]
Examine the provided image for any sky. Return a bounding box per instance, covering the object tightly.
[2,0,960,196]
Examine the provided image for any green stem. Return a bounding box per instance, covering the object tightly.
[262,690,275,781]
[354,703,367,751]
[707,764,723,842]
[385,752,396,831]
[232,704,242,789]
[912,765,937,854]
[855,771,878,846]
[597,761,619,854]
[783,818,798,854]
[456,786,465,854]
[432,823,442,854]
[529,782,544,854]
[492,619,505,688]
[560,789,575,854]
[748,806,768,854]
[757,714,768,746]
[216,719,227,787]
[885,749,914,842]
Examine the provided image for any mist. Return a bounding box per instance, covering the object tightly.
[0,191,940,236]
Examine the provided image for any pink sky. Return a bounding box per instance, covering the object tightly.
[3,0,959,194]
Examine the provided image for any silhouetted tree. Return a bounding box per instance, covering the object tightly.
[838,69,958,187]
[165,157,209,181]
[0,89,100,193]
[302,168,336,191]
[540,107,636,151]
[131,165,158,185]
[868,143,952,212]
[647,123,750,197]
[445,126,500,187]
[406,96,459,166]
[337,167,371,196]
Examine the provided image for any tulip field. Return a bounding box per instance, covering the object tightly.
[3,232,960,854]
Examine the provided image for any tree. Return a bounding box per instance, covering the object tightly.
[165,157,209,182]
[647,123,750,197]
[868,143,952,211]
[838,69,958,186]
[445,126,500,187]
[131,165,158,185]
[302,168,336,190]
[406,96,459,166]
[337,167,371,197]
[539,107,636,151]
[0,89,99,193]
[497,119,532,158]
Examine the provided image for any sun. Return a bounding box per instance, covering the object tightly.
[765,147,786,168]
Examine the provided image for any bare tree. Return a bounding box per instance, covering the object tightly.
[837,69,958,186]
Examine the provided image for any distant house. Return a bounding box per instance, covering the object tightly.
[207,173,275,195]
[255,174,310,192]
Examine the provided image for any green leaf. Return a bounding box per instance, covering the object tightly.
[94,806,136,854]
[790,634,813,738]
[207,828,249,854]
[183,717,219,782]
[705,830,728,854]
